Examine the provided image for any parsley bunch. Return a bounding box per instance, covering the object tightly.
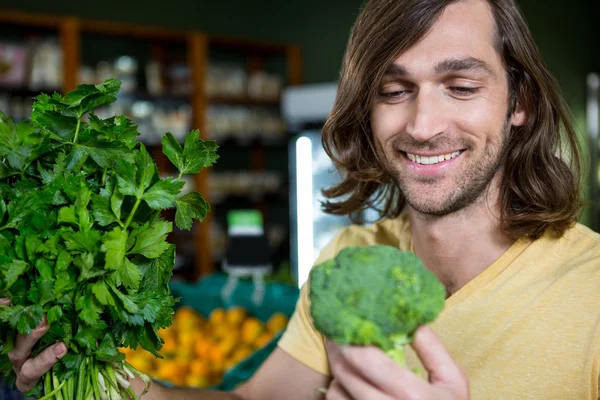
[0,78,218,399]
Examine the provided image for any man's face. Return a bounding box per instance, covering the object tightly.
[370,0,525,216]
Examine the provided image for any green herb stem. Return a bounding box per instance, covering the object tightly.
[73,118,82,145]
[38,379,65,400]
[104,363,119,390]
[67,369,75,399]
[61,379,69,400]
[91,361,102,400]
[101,168,108,186]
[76,357,87,400]
[52,371,64,400]
[44,371,51,395]
[124,196,142,230]
[127,386,140,400]
[83,382,93,400]
[177,171,183,181]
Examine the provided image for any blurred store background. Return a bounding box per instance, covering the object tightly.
[0,0,597,396]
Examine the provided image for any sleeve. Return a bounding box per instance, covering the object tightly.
[276,231,343,376]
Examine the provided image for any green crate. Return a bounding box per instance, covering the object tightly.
[167,273,299,391]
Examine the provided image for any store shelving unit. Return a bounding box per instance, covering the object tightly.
[0,9,302,281]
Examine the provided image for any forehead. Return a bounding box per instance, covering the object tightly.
[390,0,504,76]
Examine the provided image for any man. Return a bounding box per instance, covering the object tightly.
[6,0,600,398]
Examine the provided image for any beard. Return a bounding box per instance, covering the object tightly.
[380,120,510,217]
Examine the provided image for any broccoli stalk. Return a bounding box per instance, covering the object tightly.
[309,245,446,368]
[386,334,411,366]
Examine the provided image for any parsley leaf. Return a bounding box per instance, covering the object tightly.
[175,192,210,230]
[162,130,219,175]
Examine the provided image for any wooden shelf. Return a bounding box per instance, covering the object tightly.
[0,86,61,97]
[208,95,281,107]
[208,36,289,55]
[214,137,287,148]
[0,9,63,28]
[118,91,191,104]
[212,191,289,205]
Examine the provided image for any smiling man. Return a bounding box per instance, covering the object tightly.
[6,0,600,399]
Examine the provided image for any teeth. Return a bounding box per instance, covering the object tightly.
[407,151,461,165]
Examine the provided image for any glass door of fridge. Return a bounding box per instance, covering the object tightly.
[289,130,357,288]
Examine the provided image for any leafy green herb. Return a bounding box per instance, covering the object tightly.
[0,79,218,399]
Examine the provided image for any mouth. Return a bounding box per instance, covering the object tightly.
[404,150,464,165]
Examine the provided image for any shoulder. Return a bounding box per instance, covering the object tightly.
[556,223,600,262]
[525,223,600,286]
[313,213,409,266]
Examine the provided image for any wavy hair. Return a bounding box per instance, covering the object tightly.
[321,0,583,239]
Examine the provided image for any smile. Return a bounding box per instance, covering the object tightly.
[405,151,462,165]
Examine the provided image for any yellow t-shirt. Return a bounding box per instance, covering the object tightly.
[277,213,600,399]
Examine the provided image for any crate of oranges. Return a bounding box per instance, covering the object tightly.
[120,274,299,390]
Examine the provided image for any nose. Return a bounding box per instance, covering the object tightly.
[405,88,448,142]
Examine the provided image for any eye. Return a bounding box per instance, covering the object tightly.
[379,90,408,99]
[449,87,480,97]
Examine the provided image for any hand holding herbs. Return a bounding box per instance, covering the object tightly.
[0,78,218,399]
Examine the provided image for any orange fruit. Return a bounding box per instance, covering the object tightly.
[266,313,289,334]
[194,337,211,359]
[240,317,264,345]
[207,345,225,365]
[225,306,247,327]
[178,330,196,348]
[216,331,239,357]
[209,308,226,325]
[155,360,182,382]
[189,359,210,377]
[253,331,274,349]
[185,374,211,388]
[160,336,178,356]
[127,355,154,374]
[231,346,253,364]
[175,307,202,331]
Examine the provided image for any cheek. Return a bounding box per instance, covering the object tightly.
[370,105,406,143]
[454,100,507,142]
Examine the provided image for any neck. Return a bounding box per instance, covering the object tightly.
[409,176,514,297]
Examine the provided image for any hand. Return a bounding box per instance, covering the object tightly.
[0,298,68,393]
[324,326,469,400]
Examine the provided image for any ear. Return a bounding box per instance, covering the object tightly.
[510,100,527,127]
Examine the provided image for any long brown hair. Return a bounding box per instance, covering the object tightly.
[321,0,583,239]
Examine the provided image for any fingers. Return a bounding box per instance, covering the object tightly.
[328,339,424,391]
[325,378,353,400]
[326,340,410,399]
[8,316,49,372]
[411,326,468,394]
[0,298,10,306]
[16,343,67,393]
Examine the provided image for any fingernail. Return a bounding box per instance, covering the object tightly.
[52,343,67,358]
[35,316,48,331]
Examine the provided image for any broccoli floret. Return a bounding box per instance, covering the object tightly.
[309,245,445,366]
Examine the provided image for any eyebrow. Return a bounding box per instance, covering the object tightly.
[383,57,497,78]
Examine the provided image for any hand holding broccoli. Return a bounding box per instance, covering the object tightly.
[309,245,469,399]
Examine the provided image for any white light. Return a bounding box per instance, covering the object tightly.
[296,136,314,288]
[588,74,599,142]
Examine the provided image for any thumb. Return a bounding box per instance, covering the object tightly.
[410,325,468,389]
[0,298,10,306]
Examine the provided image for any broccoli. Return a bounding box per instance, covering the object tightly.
[309,245,445,366]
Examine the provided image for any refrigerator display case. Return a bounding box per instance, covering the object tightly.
[282,84,377,288]
[587,73,599,232]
